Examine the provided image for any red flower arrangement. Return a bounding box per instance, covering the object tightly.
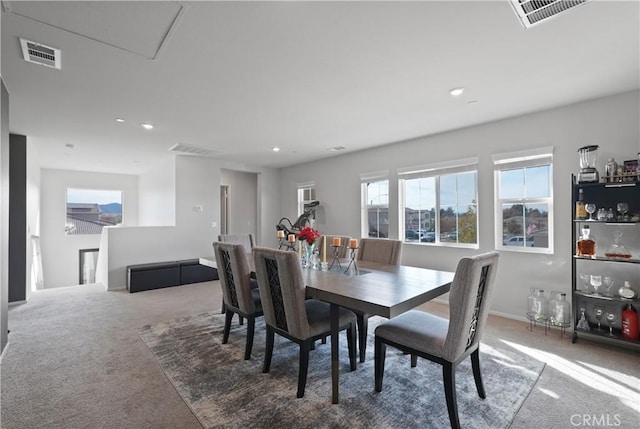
[297,226,320,245]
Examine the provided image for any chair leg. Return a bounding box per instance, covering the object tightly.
[239,315,244,325]
[471,348,486,399]
[263,326,274,373]
[374,336,386,392]
[321,336,327,344]
[411,354,418,368]
[244,316,255,360]
[347,324,357,371]
[297,340,311,398]
[222,309,234,344]
[443,362,461,429]
[357,313,368,363]
[221,302,226,314]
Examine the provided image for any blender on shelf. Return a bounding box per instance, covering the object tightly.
[578,145,600,183]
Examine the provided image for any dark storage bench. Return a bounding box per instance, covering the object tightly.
[127,259,218,293]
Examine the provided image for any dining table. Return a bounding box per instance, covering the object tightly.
[200,254,455,404]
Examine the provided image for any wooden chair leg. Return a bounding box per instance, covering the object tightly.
[221,302,226,314]
[411,354,418,367]
[244,316,255,360]
[374,336,386,392]
[263,326,274,373]
[347,324,357,371]
[471,348,486,398]
[321,336,327,344]
[357,313,368,363]
[222,310,234,344]
[443,362,461,429]
[297,341,311,398]
[239,316,244,325]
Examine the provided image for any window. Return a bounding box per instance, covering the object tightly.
[361,171,389,238]
[494,148,553,253]
[399,159,478,247]
[297,182,316,216]
[65,189,122,235]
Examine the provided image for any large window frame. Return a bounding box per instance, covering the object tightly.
[65,188,123,235]
[493,147,554,254]
[398,158,478,248]
[297,181,316,217]
[360,171,389,238]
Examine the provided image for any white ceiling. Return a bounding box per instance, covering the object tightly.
[2,1,639,175]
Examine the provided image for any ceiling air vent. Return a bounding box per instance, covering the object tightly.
[169,143,220,157]
[20,38,61,69]
[510,0,590,29]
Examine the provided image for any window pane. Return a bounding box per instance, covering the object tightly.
[367,180,388,238]
[502,203,524,246]
[439,172,477,245]
[458,204,477,244]
[500,169,525,199]
[404,177,436,242]
[525,165,550,198]
[66,189,122,235]
[524,203,549,248]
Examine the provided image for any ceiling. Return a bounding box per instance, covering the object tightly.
[2,1,639,175]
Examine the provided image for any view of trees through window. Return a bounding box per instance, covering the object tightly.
[65,189,123,235]
[402,171,477,245]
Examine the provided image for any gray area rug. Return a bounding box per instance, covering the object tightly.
[139,312,544,429]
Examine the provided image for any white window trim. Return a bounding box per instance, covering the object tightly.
[493,148,554,254]
[398,159,479,249]
[297,181,316,217]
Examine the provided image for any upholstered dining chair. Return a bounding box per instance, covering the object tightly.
[354,238,403,362]
[217,233,257,315]
[374,251,500,429]
[253,247,357,398]
[213,242,263,360]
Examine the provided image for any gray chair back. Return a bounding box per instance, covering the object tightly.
[253,247,311,339]
[218,233,256,253]
[318,235,351,259]
[442,251,500,361]
[213,242,257,314]
[357,238,402,265]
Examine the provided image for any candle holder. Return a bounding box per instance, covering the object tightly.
[277,237,286,250]
[328,245,343,271]
[344,247,359,274]
[320,261,329,271]
[284,240,297,252]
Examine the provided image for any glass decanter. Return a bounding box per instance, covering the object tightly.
[576,308,590,331]
[605,230,631,259]
[576,225,595,257]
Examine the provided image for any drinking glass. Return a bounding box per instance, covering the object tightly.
[579,273,591,292]
[593,306,605,331]
[605,311,617,337]
[585,203,596,221]
[590,275,602,296]
[603,276,615,296]
[616,202,628,221]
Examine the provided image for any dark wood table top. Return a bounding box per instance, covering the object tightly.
[304,261,455,318]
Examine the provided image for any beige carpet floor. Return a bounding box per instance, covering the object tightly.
[1,281,639,428]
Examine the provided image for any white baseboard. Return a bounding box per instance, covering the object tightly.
[8,300,26,307]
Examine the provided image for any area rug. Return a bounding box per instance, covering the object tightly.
[139,312,544,429]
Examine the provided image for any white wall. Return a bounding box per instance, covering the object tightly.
[138,155,176,226]
[40,169,138,288]
[221,168,258,239]
[279,90,640,320]
[99,156,280,290]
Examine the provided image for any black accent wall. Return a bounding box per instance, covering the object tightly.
[9,134,26,303]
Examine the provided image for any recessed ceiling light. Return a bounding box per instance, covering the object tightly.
[328,146,346,152]
[115,118,125,123]
[467,100,478,105]
[449,87,465,96]
[272,147,280,152]
[141,123,154,130]
[65,143,74,149]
